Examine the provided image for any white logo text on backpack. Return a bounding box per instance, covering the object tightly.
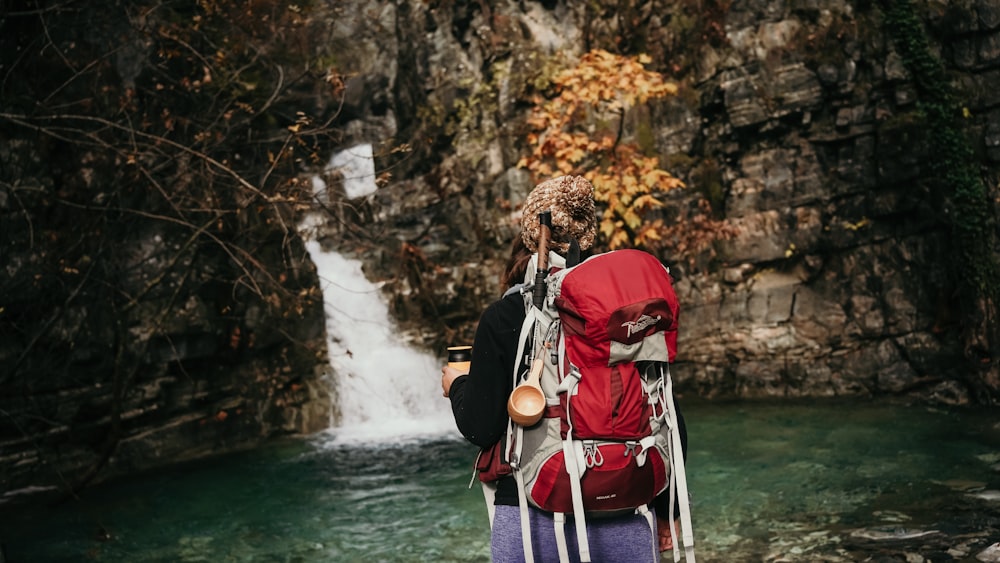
[622,314,661,338]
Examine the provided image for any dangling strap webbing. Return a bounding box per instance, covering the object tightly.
[513,425,535,563]
[554,512,570,563]
[481,481,498,529]
[636,504,658,562]
[666,435,680,563]
[664,367,696,563]
[562,438,591,562]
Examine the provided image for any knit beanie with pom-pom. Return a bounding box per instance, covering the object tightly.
[520,175,597,255]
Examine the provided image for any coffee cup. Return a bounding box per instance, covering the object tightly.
[447,345,472,372]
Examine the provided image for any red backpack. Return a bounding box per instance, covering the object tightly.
[481,247,695,563]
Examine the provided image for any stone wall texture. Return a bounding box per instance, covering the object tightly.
[313,0,999,405]
[2,0,998,497]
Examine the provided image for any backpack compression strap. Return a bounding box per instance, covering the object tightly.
[512,424,535,563]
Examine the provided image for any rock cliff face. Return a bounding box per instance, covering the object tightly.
[1,0,998,497]
[316,0,999,404]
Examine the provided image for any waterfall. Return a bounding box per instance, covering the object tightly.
[300,144,458,446]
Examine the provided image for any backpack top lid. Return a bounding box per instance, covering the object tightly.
[552,249,679,367]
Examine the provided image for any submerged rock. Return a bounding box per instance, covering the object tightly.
[979,542,1000,563]
[849,527,940,542]
[968,490,1000,502]
[935,478,988,492]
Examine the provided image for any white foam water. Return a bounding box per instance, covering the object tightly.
[299,146,459,446]
[303,240,458,446]
[325,143,377,199]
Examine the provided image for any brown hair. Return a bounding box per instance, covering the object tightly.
[499,232,592,294]
[500,235,533,292]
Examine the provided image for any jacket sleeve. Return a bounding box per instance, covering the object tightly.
[448,293,524,449]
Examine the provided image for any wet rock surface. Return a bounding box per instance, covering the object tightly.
[314,0,1000,406]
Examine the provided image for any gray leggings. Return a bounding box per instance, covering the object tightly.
[490,504,659,563]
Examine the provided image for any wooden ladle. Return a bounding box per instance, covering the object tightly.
[507,357,545,426]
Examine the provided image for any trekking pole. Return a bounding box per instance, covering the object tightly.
[532,211,552,310]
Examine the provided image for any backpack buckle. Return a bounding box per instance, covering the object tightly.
[556,365,581,395]
[623,440,641,457]
[508,452,521,470]
[583,441,604,468]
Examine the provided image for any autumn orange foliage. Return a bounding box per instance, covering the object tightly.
[517,49,685,249]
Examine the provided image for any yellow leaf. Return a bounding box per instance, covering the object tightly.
[610,230,629,249]
[600,218,617,239]
[633,194,663,209]
[623,210,642,230]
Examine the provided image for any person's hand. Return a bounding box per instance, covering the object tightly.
[441,365,467,398]
[656,514,679,552]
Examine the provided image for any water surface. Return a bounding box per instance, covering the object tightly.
[3,398,998,562]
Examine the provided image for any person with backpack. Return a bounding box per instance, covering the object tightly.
[441,175,693,563]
